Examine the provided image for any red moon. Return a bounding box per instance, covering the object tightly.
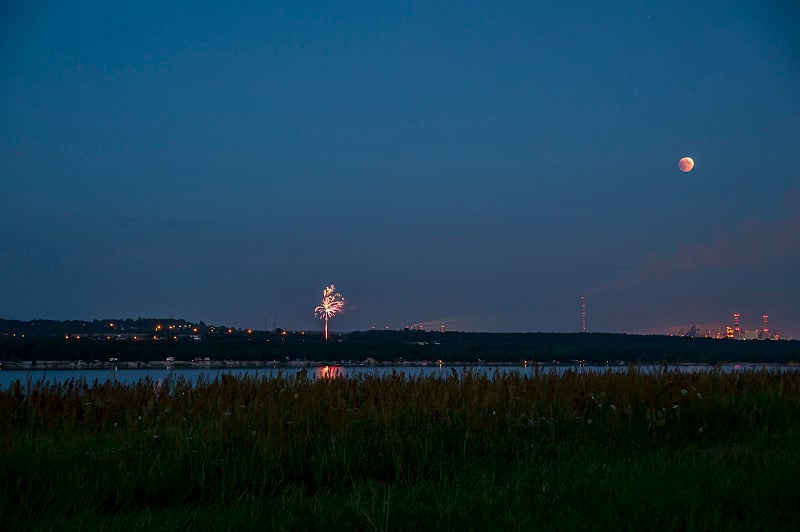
[678,157,694,172]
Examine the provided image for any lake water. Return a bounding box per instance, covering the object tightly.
[0,363,794,390]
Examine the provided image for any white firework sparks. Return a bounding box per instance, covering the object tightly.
[314,284,345,340]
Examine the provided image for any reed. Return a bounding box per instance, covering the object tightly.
[2,368,799,529]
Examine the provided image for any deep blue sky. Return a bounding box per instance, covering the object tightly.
[2,1,799,337]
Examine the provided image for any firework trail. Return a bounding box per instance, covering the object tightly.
[314,284,345,340]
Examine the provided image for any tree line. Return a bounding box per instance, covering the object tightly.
[1,326,798,364]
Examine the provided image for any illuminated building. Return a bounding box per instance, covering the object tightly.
[743,329,759,340]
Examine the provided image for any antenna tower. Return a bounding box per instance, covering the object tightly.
[580,296,587,333]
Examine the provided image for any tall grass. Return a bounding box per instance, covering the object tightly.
[2,368,800,529]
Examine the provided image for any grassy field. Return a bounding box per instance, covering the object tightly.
[2,368,799,530]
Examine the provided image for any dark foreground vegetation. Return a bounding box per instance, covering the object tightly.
[2,369,800,529]
[2,324,799,364]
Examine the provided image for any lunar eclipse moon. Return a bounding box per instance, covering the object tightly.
[678,157,694,172]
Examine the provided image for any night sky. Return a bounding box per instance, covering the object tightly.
[2,2,799,337]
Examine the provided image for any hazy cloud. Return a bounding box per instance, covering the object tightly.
[589,209,800,296]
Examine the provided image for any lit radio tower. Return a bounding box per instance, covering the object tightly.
[580,296,587,333]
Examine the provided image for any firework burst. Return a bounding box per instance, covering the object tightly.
[314,284,345,340]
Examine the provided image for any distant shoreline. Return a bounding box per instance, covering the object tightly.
[1,360,795,371]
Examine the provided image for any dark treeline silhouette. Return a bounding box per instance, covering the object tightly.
[1,320,798,364]
[0,318,208,336]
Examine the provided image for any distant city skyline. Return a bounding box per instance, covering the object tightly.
[1,307,794,341]
[2,2,798,338]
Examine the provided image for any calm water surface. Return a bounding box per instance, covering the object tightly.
[0,363,794,390]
